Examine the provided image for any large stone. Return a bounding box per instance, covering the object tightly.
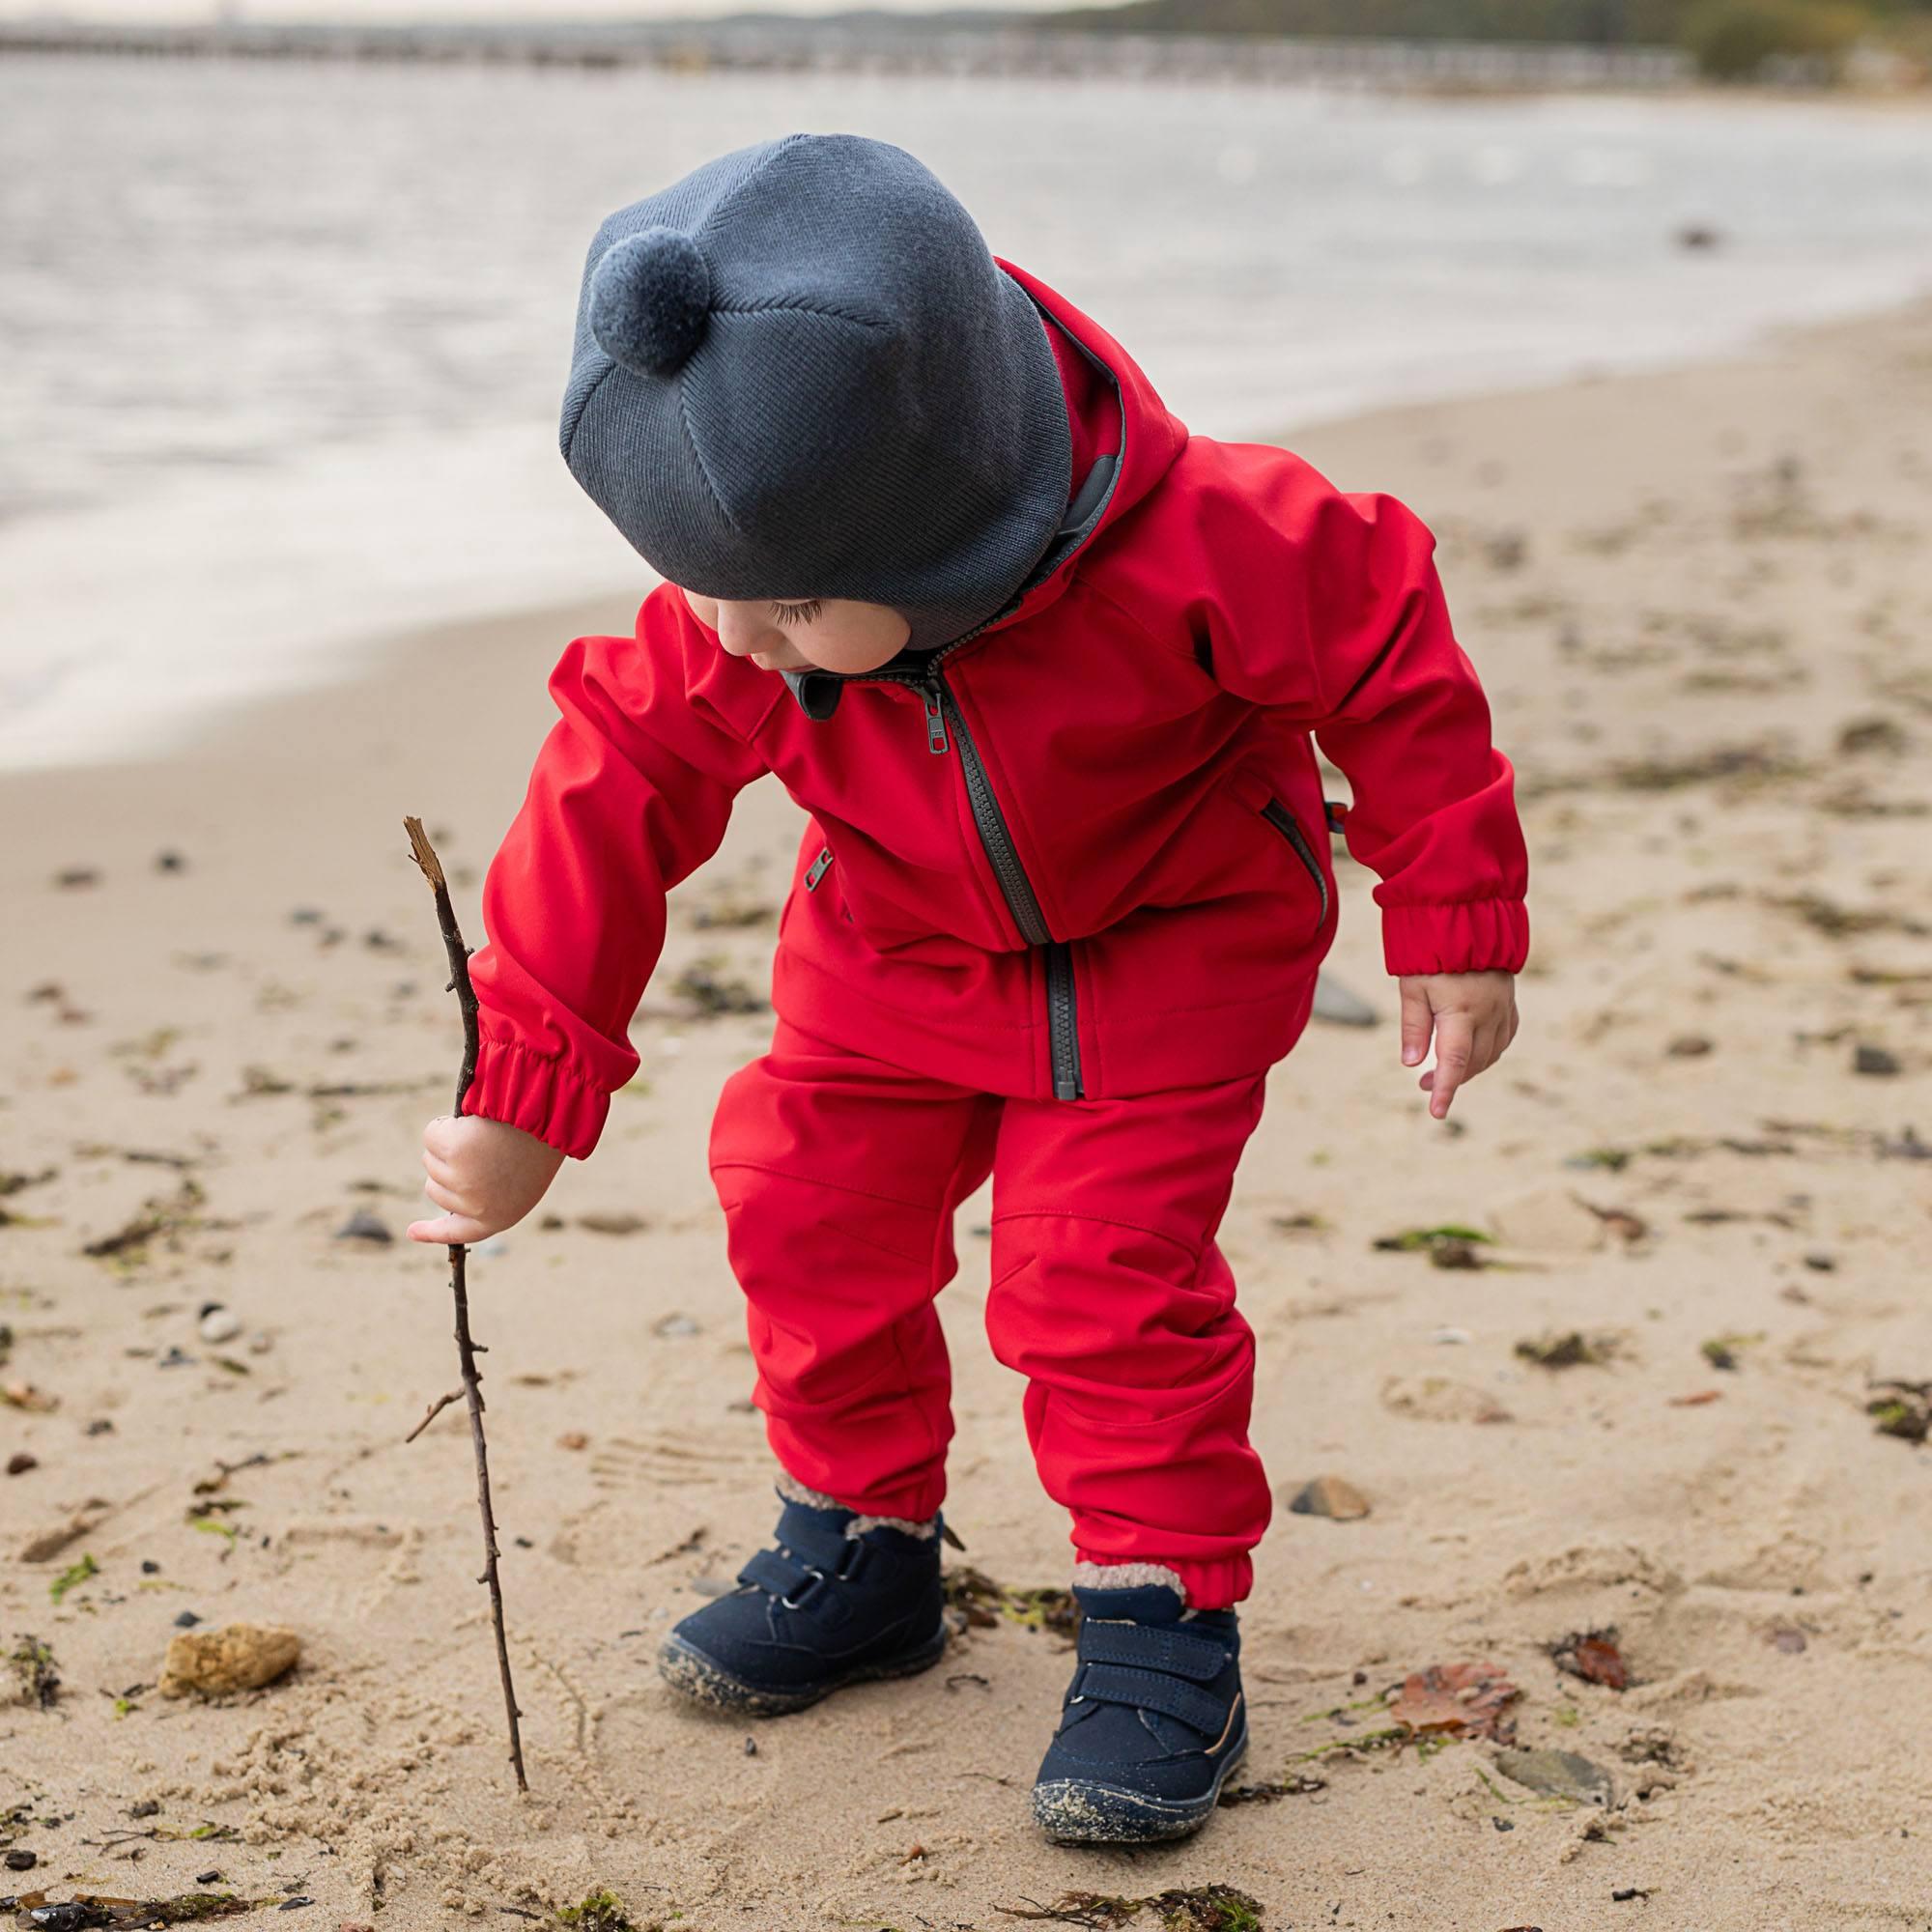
[1493,1746,1614,1806]
[158,1622,300,1698]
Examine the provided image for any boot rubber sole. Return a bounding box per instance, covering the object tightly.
[1032,1734,1249,1845]
[657,1622,949,1717]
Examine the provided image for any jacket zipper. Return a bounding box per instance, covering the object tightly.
[1261,798,1331,926]
[871,653,1082,1101]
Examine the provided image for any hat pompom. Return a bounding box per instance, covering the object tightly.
[589,227,711,377]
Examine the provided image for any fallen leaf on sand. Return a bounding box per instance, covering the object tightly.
[1669,1389,1722,1406]
[1551,1629,1629,1690]
[1376,1224,1494,1270]
[1515,1331,1620,1370]
[1866,1380,1930,1443]
[1388,1661,1520,1744]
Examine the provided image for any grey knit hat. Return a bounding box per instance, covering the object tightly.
[559,134,1073,652]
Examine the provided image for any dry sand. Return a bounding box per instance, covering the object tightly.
[5,302,1932,1932]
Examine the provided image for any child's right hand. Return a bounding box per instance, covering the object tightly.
[408,1115,564,1246]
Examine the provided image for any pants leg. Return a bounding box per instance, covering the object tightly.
[709,1020,1002,1523]
[985,1074,1271,1608]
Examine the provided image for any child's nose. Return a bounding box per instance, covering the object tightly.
[714,602,775,658]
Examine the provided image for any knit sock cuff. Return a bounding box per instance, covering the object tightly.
[1072,1560,1188,1599]
[775,1468,938,1541]
[1072,1552,1252,1609]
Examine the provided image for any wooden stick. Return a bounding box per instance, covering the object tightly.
[402,815,528,1793]
[405,1388,463,1445]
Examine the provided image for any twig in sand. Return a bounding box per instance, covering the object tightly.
[401,815,529,1794]
[405,1388,463,1444]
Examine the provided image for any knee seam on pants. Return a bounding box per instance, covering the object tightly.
[988,1207,1205,1262]
[711,1157,952,1216]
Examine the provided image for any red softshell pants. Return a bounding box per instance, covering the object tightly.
[709,1020,1273,1608]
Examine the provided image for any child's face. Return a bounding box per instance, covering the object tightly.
[682,588,909,676]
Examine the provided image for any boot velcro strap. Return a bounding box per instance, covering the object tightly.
[1079,1620,1230,1684]
[774,1503,854,1573]
[739,1547,816,1601]
[1074,1662,1228,1736]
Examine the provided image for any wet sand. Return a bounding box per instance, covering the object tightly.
[5,300,1931,1931]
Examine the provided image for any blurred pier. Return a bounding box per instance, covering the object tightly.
[0,19,1694,91]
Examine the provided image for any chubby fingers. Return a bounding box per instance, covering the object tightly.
[410,1159,491,1246]
[1399,980,1435,1069]
[407,1211,492,1246]
[1420,1009,1476,1119]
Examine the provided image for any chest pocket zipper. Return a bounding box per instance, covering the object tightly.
[1260,799,1331,927]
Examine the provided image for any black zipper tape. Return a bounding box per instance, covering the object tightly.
[1261,798,1331,926]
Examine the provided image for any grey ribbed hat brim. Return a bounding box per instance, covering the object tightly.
[559,136,1072,652]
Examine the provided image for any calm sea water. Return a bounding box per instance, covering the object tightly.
[3,54,1930,766]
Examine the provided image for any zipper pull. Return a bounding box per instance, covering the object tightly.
[923,685,949,755]
[805,846,833,892]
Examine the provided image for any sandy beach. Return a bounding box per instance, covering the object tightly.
[6,298,1932,1931]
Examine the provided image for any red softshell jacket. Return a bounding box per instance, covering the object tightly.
[467,265,1530,1158]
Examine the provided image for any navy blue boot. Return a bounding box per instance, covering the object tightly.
[1031,1578,1246,1843]
[657,1492,948,1716]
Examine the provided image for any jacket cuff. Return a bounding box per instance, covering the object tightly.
[1381,898,1529,978]
[461,1030,611,1160]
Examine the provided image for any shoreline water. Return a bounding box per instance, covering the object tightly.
[10,285,1932,776]
[6,301,1932,1925]
[0,289,1918,793]
[6,56,1931,771]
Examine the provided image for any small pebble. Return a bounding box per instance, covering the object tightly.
[1287,1474,1371,1520]
[654,1313,700,1338]
[141,1559,160,1575]
[155,851,187,873]
[744,1736,757,1756]
[174,1610,203,1629]
[1854,1043,1901,1077]
[334,1208,393,1244]
[157,1346,194,1368]
[196,1870,222,1886]
[6,1451,37,1476]
[5,1850,37,1872]
[1430,1325,1472,1346]
[199,1307,242,1346]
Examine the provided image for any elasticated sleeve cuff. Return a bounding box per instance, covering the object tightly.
[460,1029,612,1160]
[1381,898,1529,979]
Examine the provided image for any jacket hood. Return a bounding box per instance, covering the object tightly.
[987,261,1190,626]
[778,264,1189,719]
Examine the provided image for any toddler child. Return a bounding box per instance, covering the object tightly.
[410,133,1526,1844]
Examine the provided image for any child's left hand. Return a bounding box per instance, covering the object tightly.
[1398,971,1519,1121]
